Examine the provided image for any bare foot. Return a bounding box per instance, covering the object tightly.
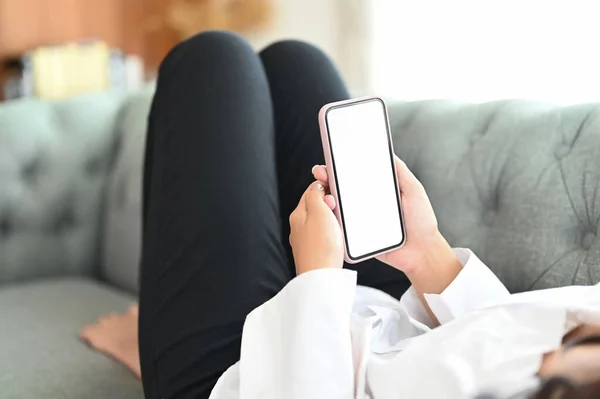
[79,305,141,379]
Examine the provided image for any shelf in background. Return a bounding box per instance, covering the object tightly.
[0,0,180,100]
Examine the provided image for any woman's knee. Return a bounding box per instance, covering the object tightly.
[158,30,256,78]
[261,39,326,57]
[259,39,347,107]
[259,39,335,72]
[148,30,273,155]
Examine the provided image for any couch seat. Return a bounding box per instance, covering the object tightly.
[0,278,142,399]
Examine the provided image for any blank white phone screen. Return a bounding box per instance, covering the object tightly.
[326,99,403,260]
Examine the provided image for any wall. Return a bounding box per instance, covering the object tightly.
[250,0,369,92]
[0,0,125,58]
[249,0,339,61]
[370,0,600,104]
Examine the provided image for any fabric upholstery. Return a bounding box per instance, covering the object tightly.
[0,278,141,399]
[101,87,153,293]
[96,93,600,294]
[388,100,600,292]
[0,93,124,285]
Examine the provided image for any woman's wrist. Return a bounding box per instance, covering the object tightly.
[399,232,462,326]
[404,232,462,296]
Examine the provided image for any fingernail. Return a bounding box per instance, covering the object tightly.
[311,165,318,174]
[314,183,323,191]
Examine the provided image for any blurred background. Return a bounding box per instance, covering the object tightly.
[2,3,600,396]
[1,0,599,103]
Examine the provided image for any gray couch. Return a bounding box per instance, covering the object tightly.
[0,88,599,398]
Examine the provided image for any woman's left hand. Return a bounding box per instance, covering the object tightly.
[289,180,344,276]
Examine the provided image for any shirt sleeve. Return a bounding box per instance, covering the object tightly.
[238,268,358,399]
[400,249,510,326]
[399,286,436,329]
[424,248,510,324]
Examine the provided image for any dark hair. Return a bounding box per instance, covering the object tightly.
[531,378,600,399]
[531,333,600,399]
[478,335,600,399]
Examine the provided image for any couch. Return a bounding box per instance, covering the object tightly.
[0,88,599,398]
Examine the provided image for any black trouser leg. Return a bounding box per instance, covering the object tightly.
[139,31,292,399]
[139,32,411,399]
[260,40,411,298]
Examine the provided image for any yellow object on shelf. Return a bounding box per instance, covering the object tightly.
[31,41,110,100]
[77,41,111,95]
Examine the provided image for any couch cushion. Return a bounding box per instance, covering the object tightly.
[389,100,600,292]
[0,278,142,399]
[0,93,125,285]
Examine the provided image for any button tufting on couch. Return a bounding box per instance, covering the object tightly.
[0,88,151,399]
[389,100,600,292]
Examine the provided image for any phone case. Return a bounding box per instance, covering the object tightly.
[318,96,406,264]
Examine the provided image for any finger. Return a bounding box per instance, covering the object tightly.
[305,181,327,212]
[296,181,325,217]
[323,194,336,211]
[78,325,96,341]
[394,156,426,197]
[311,165,329,184]
[78,327,90,341]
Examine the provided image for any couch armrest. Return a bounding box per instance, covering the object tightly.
[100,86,154,293]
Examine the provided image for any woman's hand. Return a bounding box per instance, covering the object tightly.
[289,181,344,275]
[312,156,456,277]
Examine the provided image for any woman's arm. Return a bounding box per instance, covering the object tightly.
[401,233,463,325]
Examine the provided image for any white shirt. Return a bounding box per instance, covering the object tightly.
[209,249,600,399]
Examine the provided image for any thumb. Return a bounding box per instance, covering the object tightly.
[305,182,327,212]
[394,156,426,198]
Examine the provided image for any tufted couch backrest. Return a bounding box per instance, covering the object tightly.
[0,93,125,285]
[1,91,599,294]
[389,100,600,292]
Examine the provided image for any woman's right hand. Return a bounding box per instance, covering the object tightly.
[289,181,344,276]
[311,157,461,321]
[312,156,451,276]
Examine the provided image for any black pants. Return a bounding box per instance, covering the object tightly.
[139,31,410,399]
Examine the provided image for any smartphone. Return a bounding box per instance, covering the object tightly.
[319,97,406,263]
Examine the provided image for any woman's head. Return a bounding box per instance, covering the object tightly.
[533,326,600,399]
[539,327,600,384]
